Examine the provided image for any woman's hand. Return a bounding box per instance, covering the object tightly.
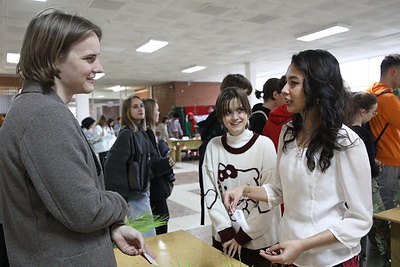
[111,224,156,259]
[222,239,242,258]
[222,185,247,212]
[260,241,302,265]
[259,239,305,265]
[167,155,175,167]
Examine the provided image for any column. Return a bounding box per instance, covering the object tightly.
[75,94,90,124]
[245,62,258,107]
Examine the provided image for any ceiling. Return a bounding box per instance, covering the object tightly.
[1,0,400,98]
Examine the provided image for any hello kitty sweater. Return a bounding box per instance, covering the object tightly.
[202,129,280,249]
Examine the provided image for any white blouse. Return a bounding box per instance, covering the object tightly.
[263,124,373,266]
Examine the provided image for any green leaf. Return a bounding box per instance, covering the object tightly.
[125,213,168,233]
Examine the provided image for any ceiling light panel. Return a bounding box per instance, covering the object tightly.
[136,39,168,53]
[297,23,350,42]
[181,66,206,73]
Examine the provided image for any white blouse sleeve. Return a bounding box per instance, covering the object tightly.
[328,133,373,249]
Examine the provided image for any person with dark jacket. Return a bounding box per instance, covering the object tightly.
[143,98,175,235]
[197,73,253,225]
[104,96,174,238]
[250,76,286,134]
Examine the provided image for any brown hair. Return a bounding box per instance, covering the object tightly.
[16,8,102,88]
[143,98,157,131]
[121,95,146,132]
[215,87,251,122]
[220,74,253,95]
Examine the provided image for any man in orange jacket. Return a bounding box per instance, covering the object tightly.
[365,54,400,211]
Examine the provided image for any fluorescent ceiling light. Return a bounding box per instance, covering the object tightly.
[34,0,47,2]
[297,23,350,42]
[181,65,206,73]
[7,53,20,64]
[109,85,125,92]
[94,73,105,80]
[136,39,168,53]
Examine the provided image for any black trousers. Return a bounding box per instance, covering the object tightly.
[98,151,108,173]
[0,224,9,267]
[150,199,169,235]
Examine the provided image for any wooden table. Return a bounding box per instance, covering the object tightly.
[167,139,202,162]
[114,230,247,266]
[374,207,400,266]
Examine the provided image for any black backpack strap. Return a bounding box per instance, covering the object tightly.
[374,90,392,145]
[375,123,389,146]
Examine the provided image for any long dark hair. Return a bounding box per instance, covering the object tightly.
[283,49,351,172]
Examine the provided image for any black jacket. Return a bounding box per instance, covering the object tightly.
[104,127,171,201]
[197,110,226,224]
[249,103,271,135]
[146,129,175,201]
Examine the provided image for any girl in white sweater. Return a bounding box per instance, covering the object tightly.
[203,87,280,267]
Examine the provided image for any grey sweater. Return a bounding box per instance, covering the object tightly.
[0,81,128,266]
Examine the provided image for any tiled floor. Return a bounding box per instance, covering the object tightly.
[166,160,212,245]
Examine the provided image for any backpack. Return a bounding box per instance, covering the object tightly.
[249,110,268,131]
[362,90,391,156]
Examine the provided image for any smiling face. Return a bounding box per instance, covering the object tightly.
[222,98,249,136]
[54,32,103,102]
[281,63,307,114]
[130,97,145,123]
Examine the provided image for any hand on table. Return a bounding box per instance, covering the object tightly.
[222,238,242,258]
[111,224,156,259]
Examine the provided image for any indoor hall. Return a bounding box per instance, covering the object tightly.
[1,0,400,266]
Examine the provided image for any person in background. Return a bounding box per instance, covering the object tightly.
[81,117,96,142]
[344,92,381,178]
[262,76,293,151]
[114,116,121,136]
[364,54,400,211]
[93,114,116,171]
[224,49,372,266]
[203,87,280,267]
[167,112,183,139]
[156,115,169,141]
[104,96,174,238]
[143,98,175,235]
[343,92,389,266]
[250,77,285,134]
[185,112,197,138]
[0,9,153,266]
[107,118,115,133]
[197,73,253,225]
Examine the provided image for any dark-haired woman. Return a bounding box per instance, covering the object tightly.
[224,49,373,266]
